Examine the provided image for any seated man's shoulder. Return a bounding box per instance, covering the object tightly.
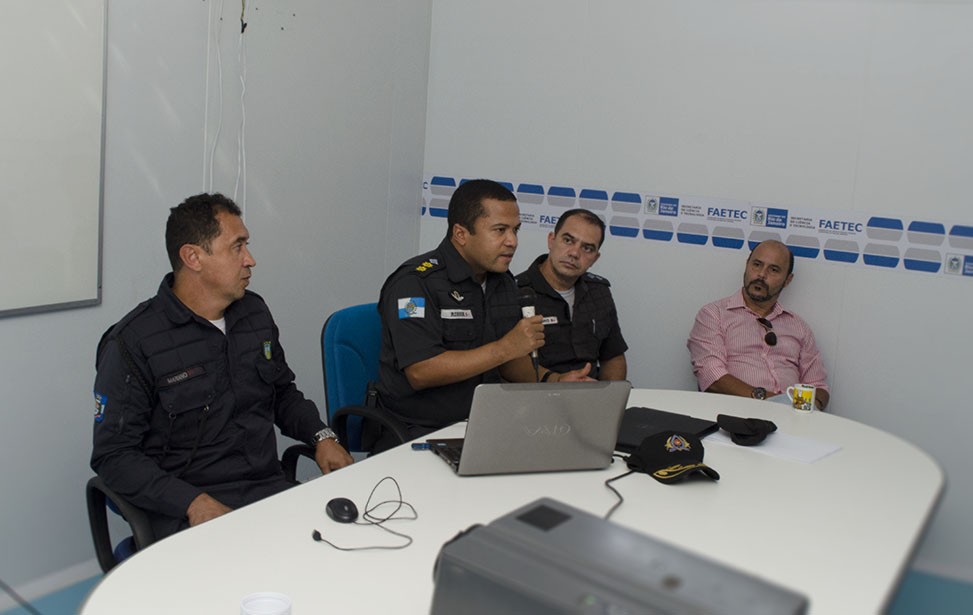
[582,271,612,287]
[700,292,736,311]
[105,297,167,343]
[384,251,446,287]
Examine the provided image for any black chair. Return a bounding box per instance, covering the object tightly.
[87,446,312,572]
[85,476,155,573]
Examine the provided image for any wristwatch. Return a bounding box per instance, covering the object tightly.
[311,427,339,446]
[751,387,767,400]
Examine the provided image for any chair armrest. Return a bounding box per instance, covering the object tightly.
[280,444,317,483]
[331,405,410,450]
[85,476,155,572]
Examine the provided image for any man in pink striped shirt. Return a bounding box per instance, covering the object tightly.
[687,240,829,410]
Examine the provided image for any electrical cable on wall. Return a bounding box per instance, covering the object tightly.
[202,0,249,218]
[206,0,226,195]
[233,0,248,212]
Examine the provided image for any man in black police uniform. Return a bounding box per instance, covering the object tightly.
[91,193,352,539]
[374,180,592,452]
[516,209,627,380]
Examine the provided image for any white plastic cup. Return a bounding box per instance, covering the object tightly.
[240,592,293,615]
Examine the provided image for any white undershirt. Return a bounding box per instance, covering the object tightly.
[558,287,576,320]
[209,317,226,334]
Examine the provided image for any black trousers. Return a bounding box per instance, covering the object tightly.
[146,474,293,540]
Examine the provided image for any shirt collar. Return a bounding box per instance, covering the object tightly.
[159,272,243,327]
[728,288,788,319]
[524,254,587,299]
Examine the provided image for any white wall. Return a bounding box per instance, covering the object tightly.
[0,0,430,601]
[422,0,973,581]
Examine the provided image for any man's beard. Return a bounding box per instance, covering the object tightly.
[745,279,778,303]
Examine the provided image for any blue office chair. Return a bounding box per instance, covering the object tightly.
[320,303,408,453]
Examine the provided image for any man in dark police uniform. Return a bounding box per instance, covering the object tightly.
[374,180,592,452]
[516,208,627,380]
[91,193,352,539]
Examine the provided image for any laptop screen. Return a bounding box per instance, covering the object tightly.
[439,381,632,476]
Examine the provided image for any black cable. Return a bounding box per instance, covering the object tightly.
[311,476,417,551]
[603,457,636,521]
[0,575,44,615]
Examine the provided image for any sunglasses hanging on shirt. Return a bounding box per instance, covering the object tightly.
[757,318,777,346]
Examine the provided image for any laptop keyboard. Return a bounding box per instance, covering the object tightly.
[438,444,462,466]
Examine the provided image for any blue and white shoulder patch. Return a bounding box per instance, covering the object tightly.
[94,392,107,423]
[397,297,426,318]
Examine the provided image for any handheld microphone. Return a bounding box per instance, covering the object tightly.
[517,287,540,374]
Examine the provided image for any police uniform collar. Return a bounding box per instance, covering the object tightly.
[438,236,507,286]
[159,273,250,327]
[158,274,196,324]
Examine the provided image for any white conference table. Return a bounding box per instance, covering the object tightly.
[81,389,943,614]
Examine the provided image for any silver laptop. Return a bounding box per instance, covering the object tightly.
[427,381,632,476]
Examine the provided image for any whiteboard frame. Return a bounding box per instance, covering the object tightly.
[0,0,107,319]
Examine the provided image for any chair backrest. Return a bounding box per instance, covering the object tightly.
[321,303,382,450]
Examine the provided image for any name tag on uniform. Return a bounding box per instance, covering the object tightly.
[542,316,559,325]
[441,309,473,320]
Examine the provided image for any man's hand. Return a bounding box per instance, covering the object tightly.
[315,438,354,474]
[555,363,596,382]
[499,315,545,359]
[187,493,232,527]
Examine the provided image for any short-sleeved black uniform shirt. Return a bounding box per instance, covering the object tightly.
[376,237,521,429]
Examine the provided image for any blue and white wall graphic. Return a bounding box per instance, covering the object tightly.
[422,175,973,279]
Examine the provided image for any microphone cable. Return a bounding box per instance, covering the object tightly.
[311,476,417,551]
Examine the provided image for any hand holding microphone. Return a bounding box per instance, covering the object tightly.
[517,288,544,373]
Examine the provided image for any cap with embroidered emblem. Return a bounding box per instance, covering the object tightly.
[625,431,720,484]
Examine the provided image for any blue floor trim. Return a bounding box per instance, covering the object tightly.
[887,570,973,614]
[1,576,99,615]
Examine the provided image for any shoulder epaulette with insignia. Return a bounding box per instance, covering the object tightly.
[584,272,611,286]
[412,258,444,277]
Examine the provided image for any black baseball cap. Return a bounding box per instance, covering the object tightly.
[626,432,720,484]
[716,414,778,446]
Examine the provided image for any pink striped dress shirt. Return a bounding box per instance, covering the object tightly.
[687,290,828,395]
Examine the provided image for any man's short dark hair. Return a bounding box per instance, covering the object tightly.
[553,209,607,248]
[446,179,517,237]
[748,241,795,276]
[165,193,242,271]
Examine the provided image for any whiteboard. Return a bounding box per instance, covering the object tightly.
[0,0,106,317]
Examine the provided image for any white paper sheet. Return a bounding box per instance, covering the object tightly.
[705,430,842,464]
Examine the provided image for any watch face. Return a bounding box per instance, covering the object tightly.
[753,387,767,400]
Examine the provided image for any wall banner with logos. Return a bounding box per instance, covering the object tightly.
[423,175,973,278]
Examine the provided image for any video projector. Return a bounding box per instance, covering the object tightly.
[431,497,808,615]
